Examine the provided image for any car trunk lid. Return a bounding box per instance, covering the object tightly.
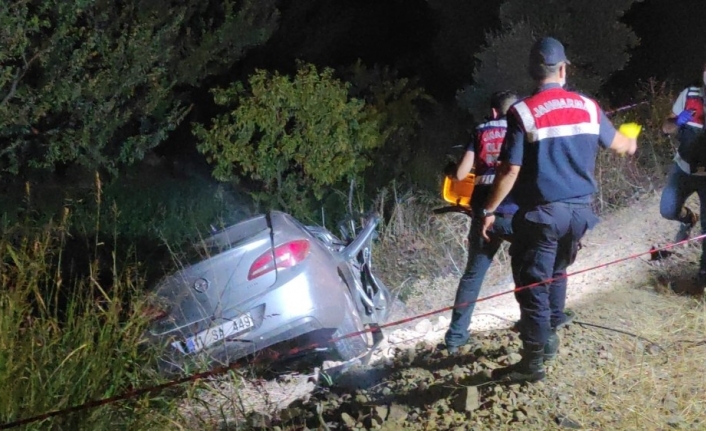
[149,215,278,335]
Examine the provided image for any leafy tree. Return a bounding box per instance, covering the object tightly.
[0,0,278,176]
[340,60,431,192]
[194,63,384,220]
[458,0,639,118]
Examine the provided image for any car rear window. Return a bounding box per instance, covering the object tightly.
[177,215,270,265]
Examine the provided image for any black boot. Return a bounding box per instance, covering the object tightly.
[544,331,560,362]
[676,206,698,242]
[491,342,546,383]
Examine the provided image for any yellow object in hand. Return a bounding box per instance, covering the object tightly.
[619,122,642,139]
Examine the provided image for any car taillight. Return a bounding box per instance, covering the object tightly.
[248,239,311,280]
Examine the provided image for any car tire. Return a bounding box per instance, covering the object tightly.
[332,306,370,362]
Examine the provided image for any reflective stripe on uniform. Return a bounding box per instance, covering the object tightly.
[674,152,690,174]
[480,119,507,129]
[513,101,537,141]
[475,174,495,185]
[534,123,601,140]
[514,97,599,142]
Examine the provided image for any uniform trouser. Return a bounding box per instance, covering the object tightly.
[510,202,598,346]
[445,214,513,348]
[659,163,706,270]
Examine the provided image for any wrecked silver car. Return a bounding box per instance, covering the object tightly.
[144,211,392,373]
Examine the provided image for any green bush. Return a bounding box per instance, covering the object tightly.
[195,62,384,221]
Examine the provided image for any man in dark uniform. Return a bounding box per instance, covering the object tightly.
[480,37,638,383]
[660,62,706,286]
[442,91,519,354]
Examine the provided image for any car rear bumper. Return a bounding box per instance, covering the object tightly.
[148,270,352,373]
[154,315,331,374]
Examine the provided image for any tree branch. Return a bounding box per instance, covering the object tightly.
[1,52,42,107]
[1,70,22,106]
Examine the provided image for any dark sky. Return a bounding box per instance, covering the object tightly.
[608,0,706,102]
[239,0,706,104]
[238,0,500,101]
[174,0,706,160]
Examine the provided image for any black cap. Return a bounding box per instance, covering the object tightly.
[529,37,571,67]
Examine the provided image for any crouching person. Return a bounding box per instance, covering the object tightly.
[659,61,706,286]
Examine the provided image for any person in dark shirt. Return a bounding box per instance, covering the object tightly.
[660,62,706,286]
[479,37,638,383]
[442,91,519,355]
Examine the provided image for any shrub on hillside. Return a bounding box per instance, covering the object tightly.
[194,63,384,222]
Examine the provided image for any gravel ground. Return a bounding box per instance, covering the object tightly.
[180,190,706,430]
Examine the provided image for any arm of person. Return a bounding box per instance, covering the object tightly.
[483,162,520,212]
[598,109,637,156]
[480,163,521,241]
[455,129,478,180]
[455,150,475,180]
[608,132,637,155]
[662,113,679,135]
[662,89,688,135]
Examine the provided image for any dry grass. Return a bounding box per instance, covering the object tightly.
[372,185,477,300]
[594,79,677,215]
[0,196,180,430]
[552,287,706,431]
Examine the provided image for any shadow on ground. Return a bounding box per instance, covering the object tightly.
[648,243,706,297]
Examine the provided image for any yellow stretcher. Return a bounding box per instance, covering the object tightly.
[442,173,475,208]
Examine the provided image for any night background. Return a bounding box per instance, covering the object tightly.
[3,1,706,429]
[233,0,704,103]
[1,1,706,321]
[2,0,706,221]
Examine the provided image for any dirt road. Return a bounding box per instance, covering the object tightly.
[182,189,706,430]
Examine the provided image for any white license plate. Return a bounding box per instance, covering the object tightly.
[176,313,255,354]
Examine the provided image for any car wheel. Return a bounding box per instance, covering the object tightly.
[332,306,370,362]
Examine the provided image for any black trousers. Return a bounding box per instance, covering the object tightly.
[509,202,598,346]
